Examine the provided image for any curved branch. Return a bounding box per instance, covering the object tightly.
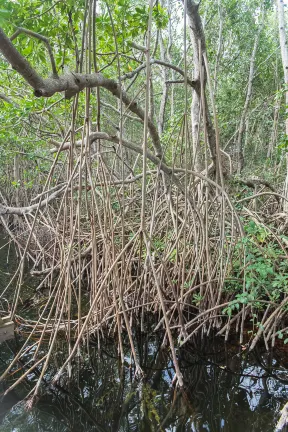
[235,178,276,192]
[0,27,44,90]
[0,27,163,157]
[130,41,147,52]
[237,192,286,204]
[10,27,58,78]
[120,58,198,89]
[0,185,66,216]
[5,130,239,225]
[50,131,240,216]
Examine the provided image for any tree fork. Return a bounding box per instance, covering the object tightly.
[0,27,165,158]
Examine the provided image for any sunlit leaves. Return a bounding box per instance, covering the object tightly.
[152,4,169,30]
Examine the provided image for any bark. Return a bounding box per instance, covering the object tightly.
[10,27,58,78]
[191,92,202,171]
[185,0,217,172]
[278,0,288,91]
[275,401,288,431]
[167,6,175,118]
[0,27,44,90]
[186,1,206,54]
[187,1,204,172]
[235,178,276,193]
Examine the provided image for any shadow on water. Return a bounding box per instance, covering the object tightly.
[0,234,288,431]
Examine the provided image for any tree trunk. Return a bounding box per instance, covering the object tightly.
[185,0,216,173]
[214,0,223,95]
[236,12,263,173]
[167,7,175,119]
[267,99,280,158]
[191,91,202,171]
[158,31,169,137]
[13,155,20,207]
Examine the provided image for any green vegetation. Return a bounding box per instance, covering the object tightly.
[0,0,288,409]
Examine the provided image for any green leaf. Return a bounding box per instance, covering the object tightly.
[0,8,9,25]
[277,331,284,340]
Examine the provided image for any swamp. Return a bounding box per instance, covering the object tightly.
[1,0,288,430]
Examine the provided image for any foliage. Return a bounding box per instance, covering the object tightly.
[224,221,288,321]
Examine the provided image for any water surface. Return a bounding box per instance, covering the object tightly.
[0,232,287,431]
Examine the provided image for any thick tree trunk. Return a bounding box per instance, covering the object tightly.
[185,0,218,174]
[187,1,205,172]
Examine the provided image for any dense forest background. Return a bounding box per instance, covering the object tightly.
[1,0,288,400]
[0,0,286,180]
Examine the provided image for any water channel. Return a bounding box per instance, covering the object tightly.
[0,233,288,431]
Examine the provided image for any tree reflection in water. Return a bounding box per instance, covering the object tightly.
[1,331,288,432]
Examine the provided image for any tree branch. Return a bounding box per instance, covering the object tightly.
[0,185,66,216]
[130,41,147,52]
[10,27,58,78]
[0,92,18,105]
[100,100,143,123]
[49,131,237,212]
[0,27,45,90]
[0,27,163,157]
[120,58,198,89]
[235,178,276,192]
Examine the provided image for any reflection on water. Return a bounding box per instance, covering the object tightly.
[0,233,287,431]
[1,334,288,432]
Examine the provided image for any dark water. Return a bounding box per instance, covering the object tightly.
[0,233,288,431]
